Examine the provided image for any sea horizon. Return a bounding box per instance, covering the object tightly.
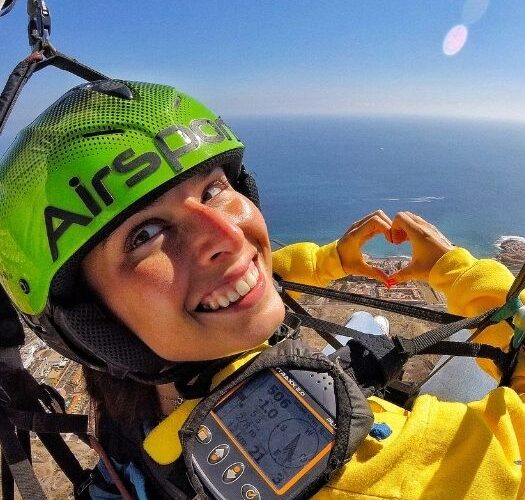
[231,115,525,260]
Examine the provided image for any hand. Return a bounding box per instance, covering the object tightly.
[337,210,392,282]
[390,211,454,283]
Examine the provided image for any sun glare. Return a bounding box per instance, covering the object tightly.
[443,24,469,56]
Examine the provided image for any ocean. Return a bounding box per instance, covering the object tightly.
[231,116,525,258]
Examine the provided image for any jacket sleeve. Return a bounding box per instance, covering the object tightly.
[429,247,525,389]
[271,241,346,287]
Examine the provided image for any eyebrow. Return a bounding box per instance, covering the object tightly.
[99,164,223,249]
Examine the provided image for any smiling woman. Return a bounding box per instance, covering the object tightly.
[82,165,284,362]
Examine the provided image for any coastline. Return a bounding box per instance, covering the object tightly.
[363,235,525,275]
[493,236,525,275]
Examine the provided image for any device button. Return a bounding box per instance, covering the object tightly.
[222,462,245,483]
[208,444,230,465]
[241,484,261,500]
[196,425,212,444]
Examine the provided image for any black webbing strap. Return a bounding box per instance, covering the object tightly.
[0,408,46,500]
[5,407,87,434]
[394,307,497,355]
[33,51,109,82]
[1,51,109,136]
[0,360,90,498]
[1,450,15,500]
[418,340,510,365]
[282,292,344,349]
[0,54,41,135]
[507,260,525,302]
[497,261,525,384]
[285,302,509,371]
[39,432,87,489]
[279,279,464,324]
[285,311,404,379]
[279,272,519,371]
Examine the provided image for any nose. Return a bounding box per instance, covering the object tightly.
[184,198,245,265]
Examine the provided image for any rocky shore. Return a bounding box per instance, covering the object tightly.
[494,236,525,274]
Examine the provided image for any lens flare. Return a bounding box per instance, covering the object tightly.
[443,24,468,56]
[462,0,490,25]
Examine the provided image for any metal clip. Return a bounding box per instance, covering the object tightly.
[512,305,525,349]
[27,0,52,53]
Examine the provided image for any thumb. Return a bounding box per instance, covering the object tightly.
[388,264,417,284]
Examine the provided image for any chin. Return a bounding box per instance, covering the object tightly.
[248,300,286,344]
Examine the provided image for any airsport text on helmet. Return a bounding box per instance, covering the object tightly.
[44,116,239,262]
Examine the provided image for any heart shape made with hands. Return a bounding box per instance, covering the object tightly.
[336,211,454,286]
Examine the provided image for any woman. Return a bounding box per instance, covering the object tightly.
[0,80,523,499]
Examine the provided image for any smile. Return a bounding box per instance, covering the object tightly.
[198,261,260,311]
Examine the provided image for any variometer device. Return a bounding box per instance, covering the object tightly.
[192,367,337,500]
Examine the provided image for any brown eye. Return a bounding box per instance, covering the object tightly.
[202,182,226,203]
[128,222,165,251]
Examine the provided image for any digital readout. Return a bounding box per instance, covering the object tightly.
[214,370,334,489]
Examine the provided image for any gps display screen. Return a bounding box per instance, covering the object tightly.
[214,370,334,491]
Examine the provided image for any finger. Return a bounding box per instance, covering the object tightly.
[390,227,408,245]
[357,261,389,283]
[374,210,394,242]
[388,265,416,284]
[349,210,392,232]
[391,212,415,243]
[354,216,392,245]
[404,212,453,246]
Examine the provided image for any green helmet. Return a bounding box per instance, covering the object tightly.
[0,80,256,382]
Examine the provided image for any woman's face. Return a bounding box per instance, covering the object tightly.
[82,166,285,361]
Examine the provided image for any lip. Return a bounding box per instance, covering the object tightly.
[194,255,266,314]
[192,249,261,310]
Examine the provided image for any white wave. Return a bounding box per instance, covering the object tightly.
[380,196,445,203]
[408,196,445,203]
[494,235,525,250]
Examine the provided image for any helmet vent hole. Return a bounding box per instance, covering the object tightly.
[82,129,125,138]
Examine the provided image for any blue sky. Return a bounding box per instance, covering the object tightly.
[1,0,525,146]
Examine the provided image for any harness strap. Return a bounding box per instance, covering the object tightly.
[507,259,525,302]
[278,279,464,324]
[5,407,87,434]
[33,52,109,82]
[285,311,404,382]
[418,340,510,365]
[1,451,15,500]
[282,292,344,349]
[394,307,497,355]
[0,408,46,500]
[0,53,42,135]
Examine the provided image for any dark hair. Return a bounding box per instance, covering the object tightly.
[83,366,162,426]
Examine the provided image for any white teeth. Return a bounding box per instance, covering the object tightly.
[245,269,257,288]
[227,290,240,302]
[199,263,260,311]
[235,279,251,297]
[217,296,230,308]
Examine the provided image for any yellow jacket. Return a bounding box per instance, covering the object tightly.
[146,243,525,499]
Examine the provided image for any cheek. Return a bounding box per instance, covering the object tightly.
[112,256,183,320]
